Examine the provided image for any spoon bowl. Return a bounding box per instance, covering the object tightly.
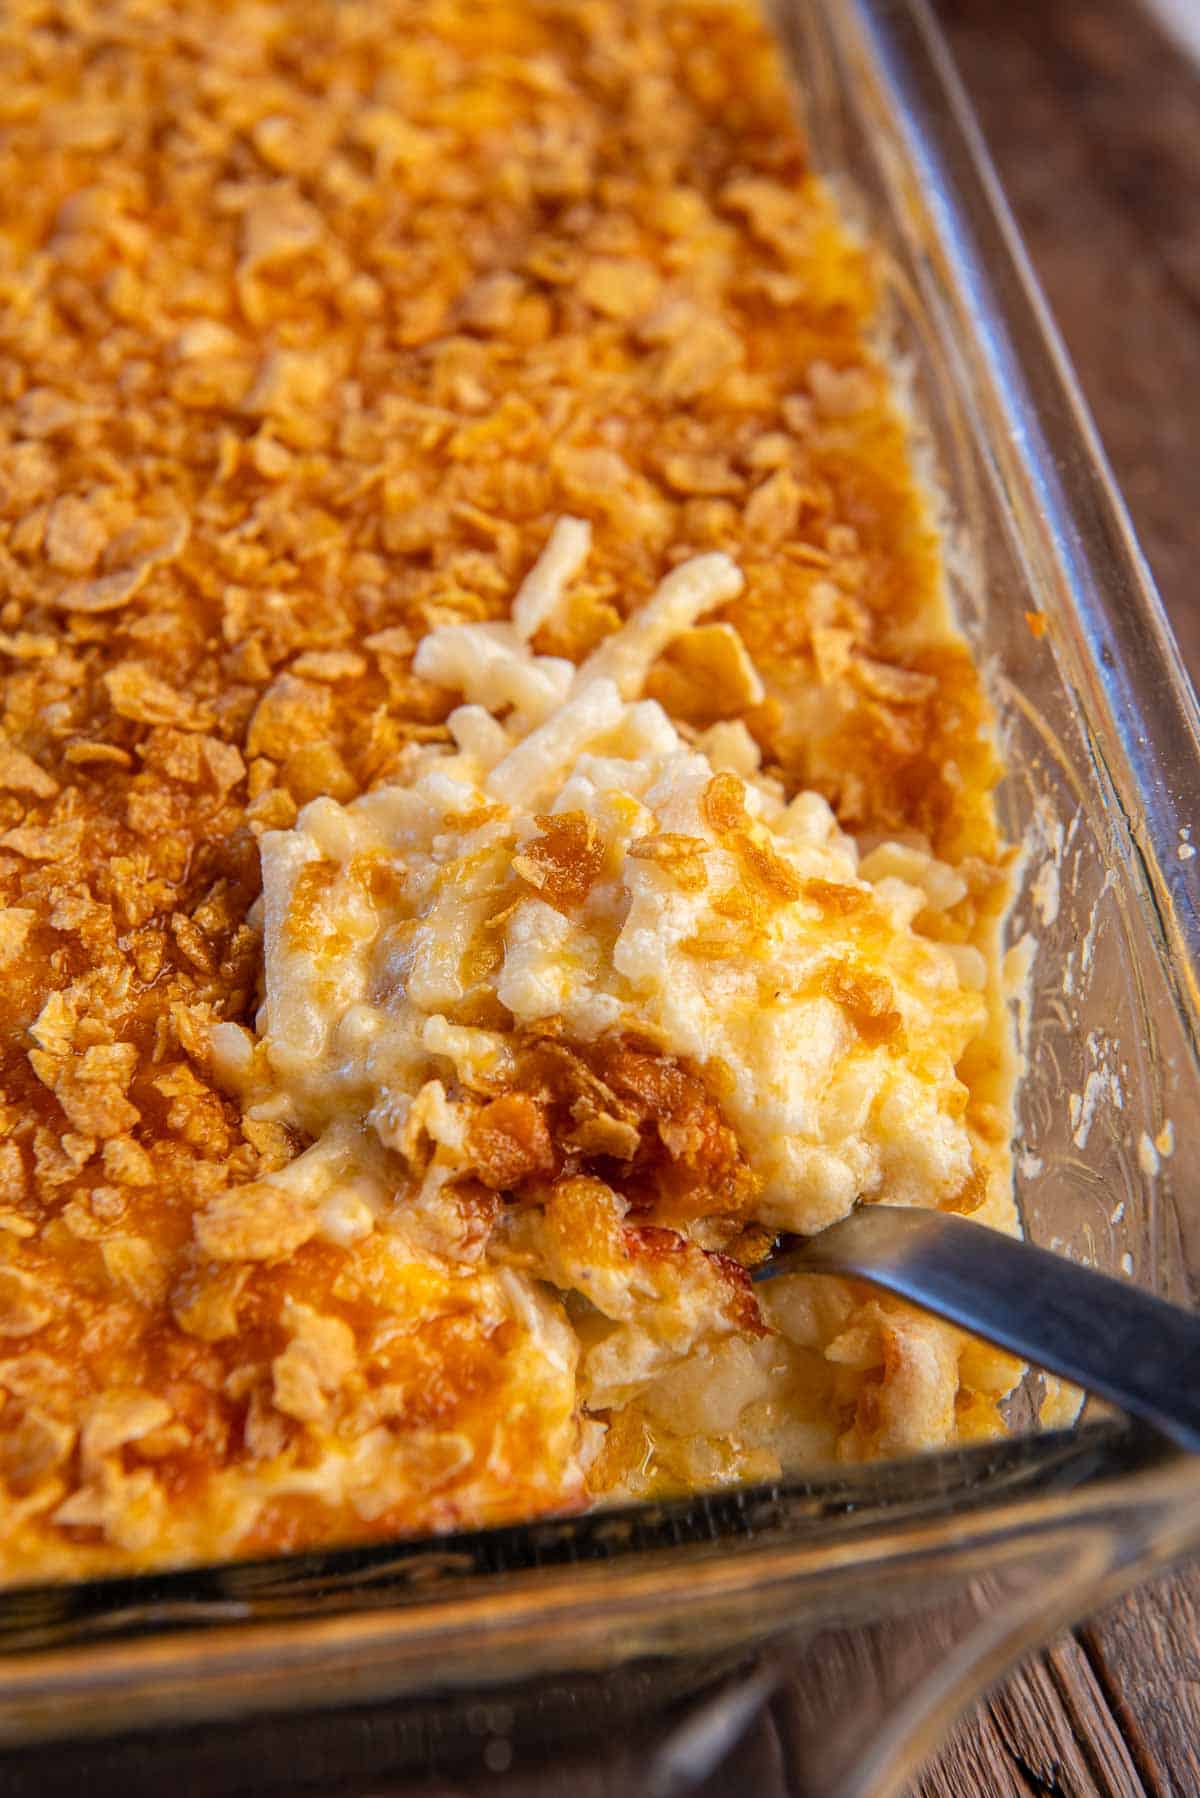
[752,1206,1200,1453]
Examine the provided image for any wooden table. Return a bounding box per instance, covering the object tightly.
[916,2,1200,1791]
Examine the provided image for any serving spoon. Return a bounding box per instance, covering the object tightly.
[751,1205,1200,1453]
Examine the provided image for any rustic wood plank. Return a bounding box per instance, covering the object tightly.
[1080,1565,1200,1798]
[913,1690,1060,1798]
[934,0,1200,671]
[908,1636,1145,1798]
[1043,1635,1148,1798]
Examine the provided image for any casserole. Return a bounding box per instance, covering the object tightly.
[1,0,1199,1790]
[3,0,1025,1570]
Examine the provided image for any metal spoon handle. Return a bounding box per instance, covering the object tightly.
[752,1206,1200,1453]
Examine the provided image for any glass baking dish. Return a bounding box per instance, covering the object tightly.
[4,1,1200,1792]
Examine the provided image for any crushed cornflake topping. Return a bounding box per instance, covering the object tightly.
[0,0,1017,1579]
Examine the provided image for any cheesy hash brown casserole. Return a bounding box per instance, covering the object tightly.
[0,0,1022,1578]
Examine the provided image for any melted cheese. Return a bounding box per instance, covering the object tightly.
[205,523,1016,1514]
[239,532,984,1237]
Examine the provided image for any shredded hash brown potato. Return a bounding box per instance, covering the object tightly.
[0,0,1021,1578]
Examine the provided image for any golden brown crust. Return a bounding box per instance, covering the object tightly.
[0,0,1010,1575]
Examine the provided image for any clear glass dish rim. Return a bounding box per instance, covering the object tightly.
[6,0,1200,1735]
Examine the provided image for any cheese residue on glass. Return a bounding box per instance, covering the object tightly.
[212,518,1021,1513]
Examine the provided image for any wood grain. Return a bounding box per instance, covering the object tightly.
[935,0,1200,674]
[1081,1570,1200,1798]
[916,1638,1147,1798]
